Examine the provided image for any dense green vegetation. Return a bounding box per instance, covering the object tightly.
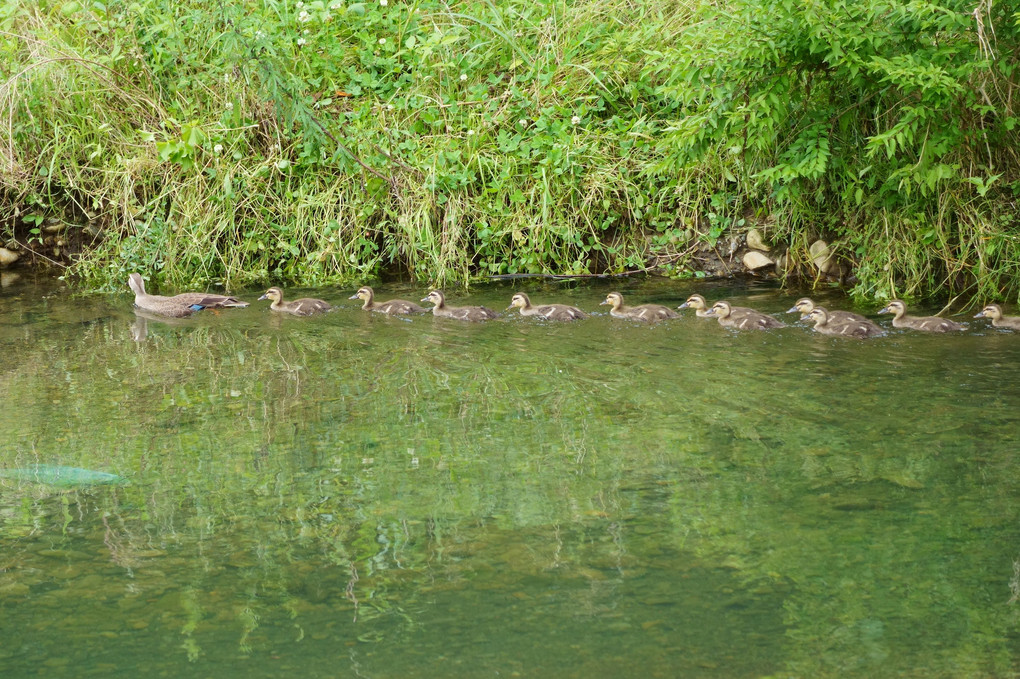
[2,0,1019,299]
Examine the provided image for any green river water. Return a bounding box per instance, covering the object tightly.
[1,276,1018,678]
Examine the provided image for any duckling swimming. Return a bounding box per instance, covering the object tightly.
[422,290,498,321]
[877,300,964,332]
[350,286,426,315]
[805,307,885,338]
[601,292,678,322]
[973,304,1020,330]
[258,287,332,316]
[508,293,587,321]
[704,301,785,330]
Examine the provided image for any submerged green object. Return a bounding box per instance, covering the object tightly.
[0,465,127,487]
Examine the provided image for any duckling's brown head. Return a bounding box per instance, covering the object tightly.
[678,294,706,310]
[258,287,284,303]
[878,300,905,316]
[349,286,374,301]
[787,297,815,314]
[601,292,624,308]
[422,290,445,306]
[975,304,1002,320]
[705,301,732,318]
[127,273,146,295]
[807,307,830,325]
[509,293,531,310]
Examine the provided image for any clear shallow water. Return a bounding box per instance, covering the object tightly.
[1,277,1019,678]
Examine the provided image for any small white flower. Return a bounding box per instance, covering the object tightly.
[255,30,265,38]
[298,10,310,21]
[225,102,234,111]
[330,0,341,7]
[467,129,475,136]
[460,73,467,81]
[303,29,309,34]
[386,104,394,110]
[378,38,386,44]
[380,0,388,5]
[213,144,223,154]
[518,118,528,127]
[296,1,304,7]
[297,37,307,45]
[571,115,580,125]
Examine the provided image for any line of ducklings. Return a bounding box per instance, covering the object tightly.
[127,273,1020,333]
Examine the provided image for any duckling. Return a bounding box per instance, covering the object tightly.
[349,286,426,315]
[677,294,714,318]
[806,307,885,338]
[973,304,1020,330]
[508,293,587,321]
[421,290,498,321]
[127,273,206,318]
[704,301,785,330]
[786,297,869,325]
[877,300,964,332]
[600,292,678,322]
[258,287,332,316]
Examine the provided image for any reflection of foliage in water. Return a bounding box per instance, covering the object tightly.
[0,283,1019,676]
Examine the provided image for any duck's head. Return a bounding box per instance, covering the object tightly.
[601,292,624,308]
[787,297,815,314]
[705,301,732,318]
[975,304,1002,320]
[877,299,905,316]
[258,287,284,303]
[806,307,830,325]
[508,292,530,310]
[127,273,146,295]
[349,286,373,301]
[678,294,706,310]
[422,290,445,306]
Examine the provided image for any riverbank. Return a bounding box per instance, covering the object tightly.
[2,0,1018,301]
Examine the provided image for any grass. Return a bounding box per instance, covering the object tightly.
[1,0,1019,302]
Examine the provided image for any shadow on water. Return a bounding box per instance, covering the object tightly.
[1,278,1019,677]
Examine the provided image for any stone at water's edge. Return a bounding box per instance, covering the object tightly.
[0,247,21,267]
[746,229,770,253]
[742,250,774,271]
[0,465,127,487]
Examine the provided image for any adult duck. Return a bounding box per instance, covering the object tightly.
[258,287,332,316]
[877,300,964,332]
[349,286,426,315]
[600,292,678,322]
[805,307,885,338]
[508,293,587,321]
[973,304,1020,330]
[704,301,785,330]
[128,273,211,318]
[421,290,498,321]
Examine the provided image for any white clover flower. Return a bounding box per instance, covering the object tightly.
[518,118,528,127]
[459,73,467,81]
[297,1,304,7]
[297,37,307,45]
[386,103,395,110]
[467,129,475,136]
[571,115,580,125]
[378,37,386,44]
[330,0,341,7]
[213,144,223,154]
[255,30,265,39]
[380,0,388,5]
[298,10,310,21]
[225,101,234,111]
[303,29,309,34]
